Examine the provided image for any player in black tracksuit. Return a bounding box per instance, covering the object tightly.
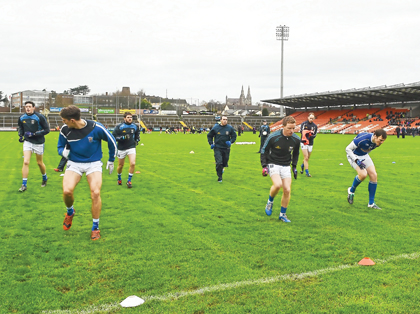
[260,116,300,222]
[207,116,237,182]
[112,112,140,188]
[258,120,271,153]
[17,101,50,192]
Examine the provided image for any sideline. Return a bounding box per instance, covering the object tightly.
[43,252,420,314]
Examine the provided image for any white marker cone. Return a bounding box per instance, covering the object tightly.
[120,295,144,308]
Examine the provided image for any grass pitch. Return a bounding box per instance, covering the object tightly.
[0,130,419,313]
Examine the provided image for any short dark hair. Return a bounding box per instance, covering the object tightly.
[124,112,132,118]
[60,105,81,120]
[374,128,387,139]
[24,101,35,107]
[282,116,296,126]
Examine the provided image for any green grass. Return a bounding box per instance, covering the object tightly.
[0,131,419,313]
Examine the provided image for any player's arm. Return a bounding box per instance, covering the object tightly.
[35,114,50,136]
[112,124,124,141]
[98,124,117,162]
[300,122,305,138]
[260,136,272,167]
[313,125,318,137]
[135,124,140,143]
[17,118,24,137]
[207,128,215,145]
[57,134,68,157]
[345,141,358,162]
[230,126,237,143]
[291,139,300,166]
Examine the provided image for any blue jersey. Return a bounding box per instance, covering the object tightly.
[346,132,378,161]
[57,120,117,163]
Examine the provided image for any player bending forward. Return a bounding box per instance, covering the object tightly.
[346,129,387,209]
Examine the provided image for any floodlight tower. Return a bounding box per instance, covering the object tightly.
[276,25,289,116]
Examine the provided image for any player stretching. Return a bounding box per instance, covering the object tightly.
[300,112,317,177]
[261,116,300,223]
[346,129,387,209]
[112,112,140,188]
[58,106,117,240]
[17,101,50,192]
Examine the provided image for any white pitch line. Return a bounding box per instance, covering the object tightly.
[43,252,420,314]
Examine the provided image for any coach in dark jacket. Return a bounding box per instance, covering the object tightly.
[207,116,237,182]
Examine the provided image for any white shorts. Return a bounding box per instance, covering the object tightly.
[300,143,313,153]
[23,141,44,155]
[66,160,103,176]
[117,148,136,159]
[347,154,374,171]
[268,164,291,179]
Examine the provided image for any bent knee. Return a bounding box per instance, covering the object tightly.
[90,190,101,199]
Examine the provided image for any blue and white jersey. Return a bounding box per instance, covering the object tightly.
[57,120,117,163]
[345,132,378,162]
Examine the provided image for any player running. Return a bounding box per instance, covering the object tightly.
[207,115,237,182]
[299,112,317,177]
[17,101,50,192]
[346,129,387,209]
[261,116,300,223]
[58,105,117,240]
[112,112,140,188]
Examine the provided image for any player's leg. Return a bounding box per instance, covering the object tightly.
[279,177,292,222]
[35,152,48,187]
[126,152,136,188]
[366,164,381,209]
[265,172,282,216]
[20,149,32,191]
[62,169,82,230]
[86,171,103,240]
[346,154,368,204]
[214,149,223,182]
[302,147,311,176]
[117,150,125,185]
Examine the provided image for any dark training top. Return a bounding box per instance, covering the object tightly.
[207,123,237,149]
[259,124,271,138]
[260,129,300,167]
[300,120,318,146]
[18,112,50,144]
[112,122,140,150]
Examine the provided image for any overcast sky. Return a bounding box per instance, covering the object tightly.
[1,0,419,105]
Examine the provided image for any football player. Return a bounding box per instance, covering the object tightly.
[58,105,117,240]
[299,113,317,177]
[257,120,271,153]
[260,116,300,223]
[207,116,237,182]
[346,129,387,209]
[17,101,50,192]
[112,112,140,188]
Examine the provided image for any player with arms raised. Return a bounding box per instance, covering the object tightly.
[346,129,387,209]
[261,116,300,223]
